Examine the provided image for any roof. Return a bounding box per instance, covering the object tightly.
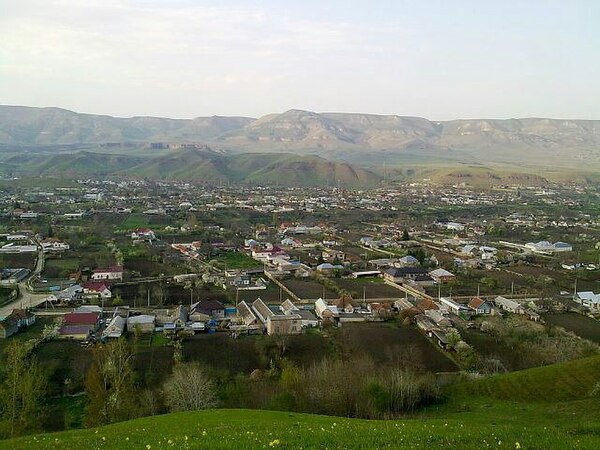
[64,312,100,325]
[8,309,34,320]
[384,267,427,277]
[252,298,274,322]
[127,315,155,325]
[468,297,488,309]
[82,281,111,291]
[191,300,224,314]
[429,268,455,278]
[93,265,123,274]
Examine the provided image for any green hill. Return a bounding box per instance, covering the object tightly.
[0,147,381,187]
[445,355,600,403]
[2,356,600,449]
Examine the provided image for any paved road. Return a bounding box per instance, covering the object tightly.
[0,283,49,318]
[0,239,47,318]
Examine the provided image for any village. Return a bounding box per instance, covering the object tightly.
[0,174,598,435]
[0,177,598,350]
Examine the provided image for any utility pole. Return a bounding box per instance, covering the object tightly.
[147,288,150,308]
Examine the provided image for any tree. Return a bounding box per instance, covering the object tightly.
[0,341,46,438]
[84,338,136,426]
[162,363,217,412]
[402,229,410,241]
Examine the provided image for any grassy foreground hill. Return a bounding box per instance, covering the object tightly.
[2,356,600,449]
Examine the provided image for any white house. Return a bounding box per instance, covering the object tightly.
[575,292,600,311]
[495,296,525,314]
[91,265,123,281]
[131,228,156,241]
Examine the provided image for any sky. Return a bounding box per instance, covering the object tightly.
[1,0,599,120]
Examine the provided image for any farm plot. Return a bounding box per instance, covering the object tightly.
[544,313,600,344]
[282,278,337,300]
[334,322,458,373]
[0,252,36,270]
[335,277,401,299]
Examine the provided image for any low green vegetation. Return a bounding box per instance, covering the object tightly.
[212,251,260,270]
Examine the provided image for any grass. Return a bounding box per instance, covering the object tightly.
[213,251,260,270]
[3,404,600,450]
[445,355,600,403]
[2,355,600,448]
[119,214,151,230]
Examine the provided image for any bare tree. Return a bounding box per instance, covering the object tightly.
[162,363,218,412]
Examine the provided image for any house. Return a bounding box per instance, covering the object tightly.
[428,268,456,284]
[154,305,188,328]
[190,300,225,320]
[314,298,339,320]
[383,267,428,283]
[411,274,435,287]
[397,255,420,267]
[415,314,436,332]
[131,228,156,241]
[575,292,600,311]
[280,299,318,327]
[428,329,450,349]
[237,301,259,326]
[525,241,572,253]
[127,314,156,333]
[440,297,470,317]
[41,239,70,252]
[321,248,345,263]
[10,309,36,328]
[424,309,452,327]
[266,314,302,335]
[59,312,100,339]
[251,298,274,325]
[316,263,344,273]
[56,284,84,303]
[103,315,126,339]
[0,314,20,338]
[82,281,112,300]
[468,297,493,315]
[393,298,414,312]
[494,296,525,314]
[91,265,123,281]
[295,309,319,328]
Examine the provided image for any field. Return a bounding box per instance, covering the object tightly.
[235,286,282,303]
[213,251,261,270]
[335,322,457,372]
[543,313,600,344]
[0,253,36,270]
[43,257,80,278]
[117,213,172,231]
[282,278,337,300]
[334,277,402,298]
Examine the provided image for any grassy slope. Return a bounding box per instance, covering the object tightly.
[445,355,600,403]
[2,356,600,449]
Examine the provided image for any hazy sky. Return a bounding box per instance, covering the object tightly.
[1,0,599,119]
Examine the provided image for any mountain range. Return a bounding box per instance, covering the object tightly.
[1,105,599,185]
